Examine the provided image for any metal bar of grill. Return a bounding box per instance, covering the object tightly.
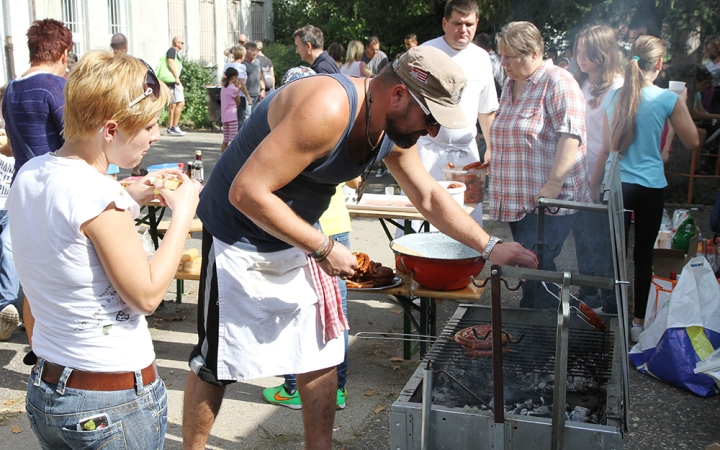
[424,319,614,380]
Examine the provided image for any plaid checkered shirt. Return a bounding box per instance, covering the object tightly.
[488,60,591,222]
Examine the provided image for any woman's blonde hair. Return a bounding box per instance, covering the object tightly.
[574,25,622,108]
[345,40,364,65]
[496,21,544,56]
[705,35,720,59]
[610,35,665,154]
[63,50,170,141]
[232,45,247,60]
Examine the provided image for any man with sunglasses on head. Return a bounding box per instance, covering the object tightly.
[166,36,186,136]
[411,0,499,229]
[182,46,538,450]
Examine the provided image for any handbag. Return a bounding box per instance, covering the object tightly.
[156,55,176,84]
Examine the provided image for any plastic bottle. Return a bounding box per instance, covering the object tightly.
[187,160,193,178]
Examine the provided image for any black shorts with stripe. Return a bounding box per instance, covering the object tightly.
[188,228,236,386]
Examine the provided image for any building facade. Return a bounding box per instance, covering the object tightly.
[0,0,274,85]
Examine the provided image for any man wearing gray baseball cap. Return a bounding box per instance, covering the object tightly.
[182,45,538,450]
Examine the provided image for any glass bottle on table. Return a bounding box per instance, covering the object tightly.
[192,150,204,184]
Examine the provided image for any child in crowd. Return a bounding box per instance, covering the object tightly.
[590,36,698,342]
[571,24,624,311]
[221,67,241,153]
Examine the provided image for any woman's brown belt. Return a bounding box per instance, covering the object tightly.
[37,361,157,391]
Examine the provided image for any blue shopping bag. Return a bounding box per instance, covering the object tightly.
[629,256,720,396]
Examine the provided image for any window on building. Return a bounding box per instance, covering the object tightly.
[199,0,216,66]
[61,0,84,55]
[167,0,186,45]
[251,2,264,42]
[108,0,128,35]
[227,0,241,49]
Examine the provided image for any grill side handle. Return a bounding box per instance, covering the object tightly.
[551,272,572,450]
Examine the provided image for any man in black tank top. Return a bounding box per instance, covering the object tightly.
[183,47,539,450]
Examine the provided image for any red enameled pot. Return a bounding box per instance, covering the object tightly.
[391,232,486,291]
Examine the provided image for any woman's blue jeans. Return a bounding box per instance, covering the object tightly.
[26,359,168,449]
[0,210,19,311]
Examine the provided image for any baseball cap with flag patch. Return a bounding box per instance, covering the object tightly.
[392,46,468,129]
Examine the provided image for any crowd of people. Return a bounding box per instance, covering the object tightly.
[0,1,717,449]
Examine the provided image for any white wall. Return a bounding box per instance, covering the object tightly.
[0,0,273,86]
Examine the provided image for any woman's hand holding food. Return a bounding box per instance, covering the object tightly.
[125,169,183,205]
[153,172,201,219]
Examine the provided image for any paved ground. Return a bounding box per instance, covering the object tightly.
[0,130,718,449]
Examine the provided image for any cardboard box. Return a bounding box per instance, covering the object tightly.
[653,234,699,278]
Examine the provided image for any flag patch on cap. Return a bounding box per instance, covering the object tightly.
[452,88,464,105]
[409,67,429,84]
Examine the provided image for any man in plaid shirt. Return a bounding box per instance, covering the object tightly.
[489,21,591,308]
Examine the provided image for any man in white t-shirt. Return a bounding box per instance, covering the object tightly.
[415,0,498,226]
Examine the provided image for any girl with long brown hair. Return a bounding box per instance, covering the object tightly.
[571,25,623,311]
[590,35,698,342]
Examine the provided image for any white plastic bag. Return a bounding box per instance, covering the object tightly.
[137,226,156,259]
[671,209,689,230]
[630,256,720,396]
[695,348,720,389]
[644,276,675,330]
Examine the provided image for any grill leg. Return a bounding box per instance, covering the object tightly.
[421,362,433,450]
[551,272,572,450]
[491,266,505,449]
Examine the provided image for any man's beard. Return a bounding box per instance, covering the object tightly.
[384,104,424,149]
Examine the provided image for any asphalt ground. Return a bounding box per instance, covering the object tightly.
[0,129,718,449]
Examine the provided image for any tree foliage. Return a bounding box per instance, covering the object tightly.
[273,0,720,62]
[273,0,446,62]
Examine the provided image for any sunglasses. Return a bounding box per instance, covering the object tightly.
[404,84,439,127]
[128,60,161,108]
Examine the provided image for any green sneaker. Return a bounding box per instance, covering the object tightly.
[262,384,302,410]
[336,388,347,410]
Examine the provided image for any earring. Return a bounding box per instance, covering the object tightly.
[109,138,114,143]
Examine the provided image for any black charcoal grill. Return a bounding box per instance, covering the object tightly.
[390,158,630,450]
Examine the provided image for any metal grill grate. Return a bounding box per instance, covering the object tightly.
[425,317,614,380]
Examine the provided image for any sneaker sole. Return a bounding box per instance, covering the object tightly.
[0,306,19,341]
[262,397,302,410]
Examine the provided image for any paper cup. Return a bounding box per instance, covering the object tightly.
[385,186,394,196]
[668,81,686,94]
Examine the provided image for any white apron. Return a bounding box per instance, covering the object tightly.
[212,238,344,381]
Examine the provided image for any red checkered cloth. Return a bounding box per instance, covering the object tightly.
[488,60,591,222]
[307,256,349,344]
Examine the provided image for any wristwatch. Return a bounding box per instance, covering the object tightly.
[482,236,503,260]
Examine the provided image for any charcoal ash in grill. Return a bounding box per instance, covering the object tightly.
[569,406,592,423]
[430,365,606,425]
